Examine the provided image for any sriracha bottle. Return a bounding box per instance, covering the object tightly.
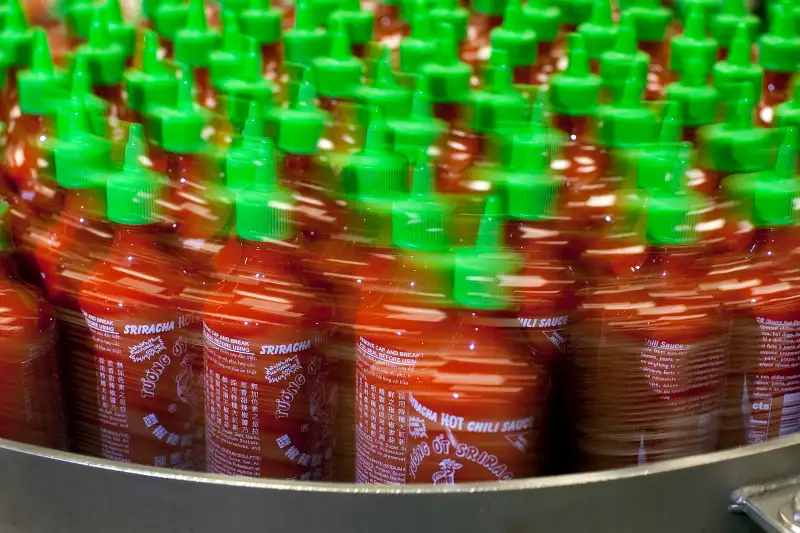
[572,180,727,470]
[204,139,334,480]
[435,196,549,482]
[76,124,203,468]
[713,133,800,447]
[354,148,456,484]
[0,198,67,450]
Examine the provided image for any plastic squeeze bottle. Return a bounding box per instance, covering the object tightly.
[123,30,180,125]
[75,125,203,469]
[33,104,112,334]
[757,1,800,111]
[4,30,66,236]
[354,146,456,484]
[75,6,129,119]
[313,117,412,481]
[204,140,334,480]
[572,181,727,470]
[711,134,800,447]
[173,0,222,109]
[238,0,283,74]
[403,196,549,484]
[0,198,67,450]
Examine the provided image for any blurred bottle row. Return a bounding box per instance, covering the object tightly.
[0,0,798,485]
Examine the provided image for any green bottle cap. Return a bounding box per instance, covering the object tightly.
[220,38,277,127]
[506,135,561,220]
[236,140,294,241]
[419,22,472,103]
[596,68,658,148]
[399,9,437,74]
[0,0,35,67]
[53,104,112,190]
[278,69,328,155]
[577,0,617,60]
[624,0,671,42]
[106,0,136,58]
[107,124,163,225]
[124,30,180,113]
[18,30,68,116]
[600,12,650,102]
[210,11,245,89]
[65,0,94,40]
[345,107,410,201]
[429,0,469,43]
[149,72,209,154]
[174,0,221,68]
[240,0,282,45]
[387,78,447,159]
[710,0,759,48]
[329,0,374,45]
[712,22,763,103]
[309,0,341,27]
[471,0,506,17]
[522,0,561,43]
[77,6,127,85]
[392,150,451,252]
[490,0,538,68]
[467,49,527,134]
[670,4,718,75]
[776,79,800,131]
[633,104,693,191]
[750,130,800,227]
[220,0,249,13]
[495,88,566,166]
[555,0,594,26]
[636,2,675,42]
[227,101,265,191]
[758,1,800,73]
[666,54,719,127]
[645,181,704,246]
[153,0,190,40]
[354,46,413,121]
[400,0,426,26]
[453,195,521,310]
[143,0,161,20]
[549,33,602,117]
[312,19,364,99]
[284,0,331,65]
[674,0,720,25]
[699,89,773,173]
[67,54,110,136]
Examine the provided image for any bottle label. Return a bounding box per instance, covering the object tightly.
[737,317,800,444]
[79,310,202,468]
[203,323,334,480]
[518,314,569,358]
[355,336,535,485]
[0,331,67,449]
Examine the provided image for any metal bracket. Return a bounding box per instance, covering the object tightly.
[732,476,800,533]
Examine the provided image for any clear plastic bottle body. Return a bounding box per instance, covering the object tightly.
[203,239,335,480]
[707,227,800,448]
[75,225,204,468]
[571,247,727,470]
[0,251,67,450]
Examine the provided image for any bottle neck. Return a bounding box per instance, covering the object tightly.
[237,238,296,273]
[62,187,107,220]
[750,226,799,257]
[392,249,453,297]
[642,245,702,278]
[111,224,162,251]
